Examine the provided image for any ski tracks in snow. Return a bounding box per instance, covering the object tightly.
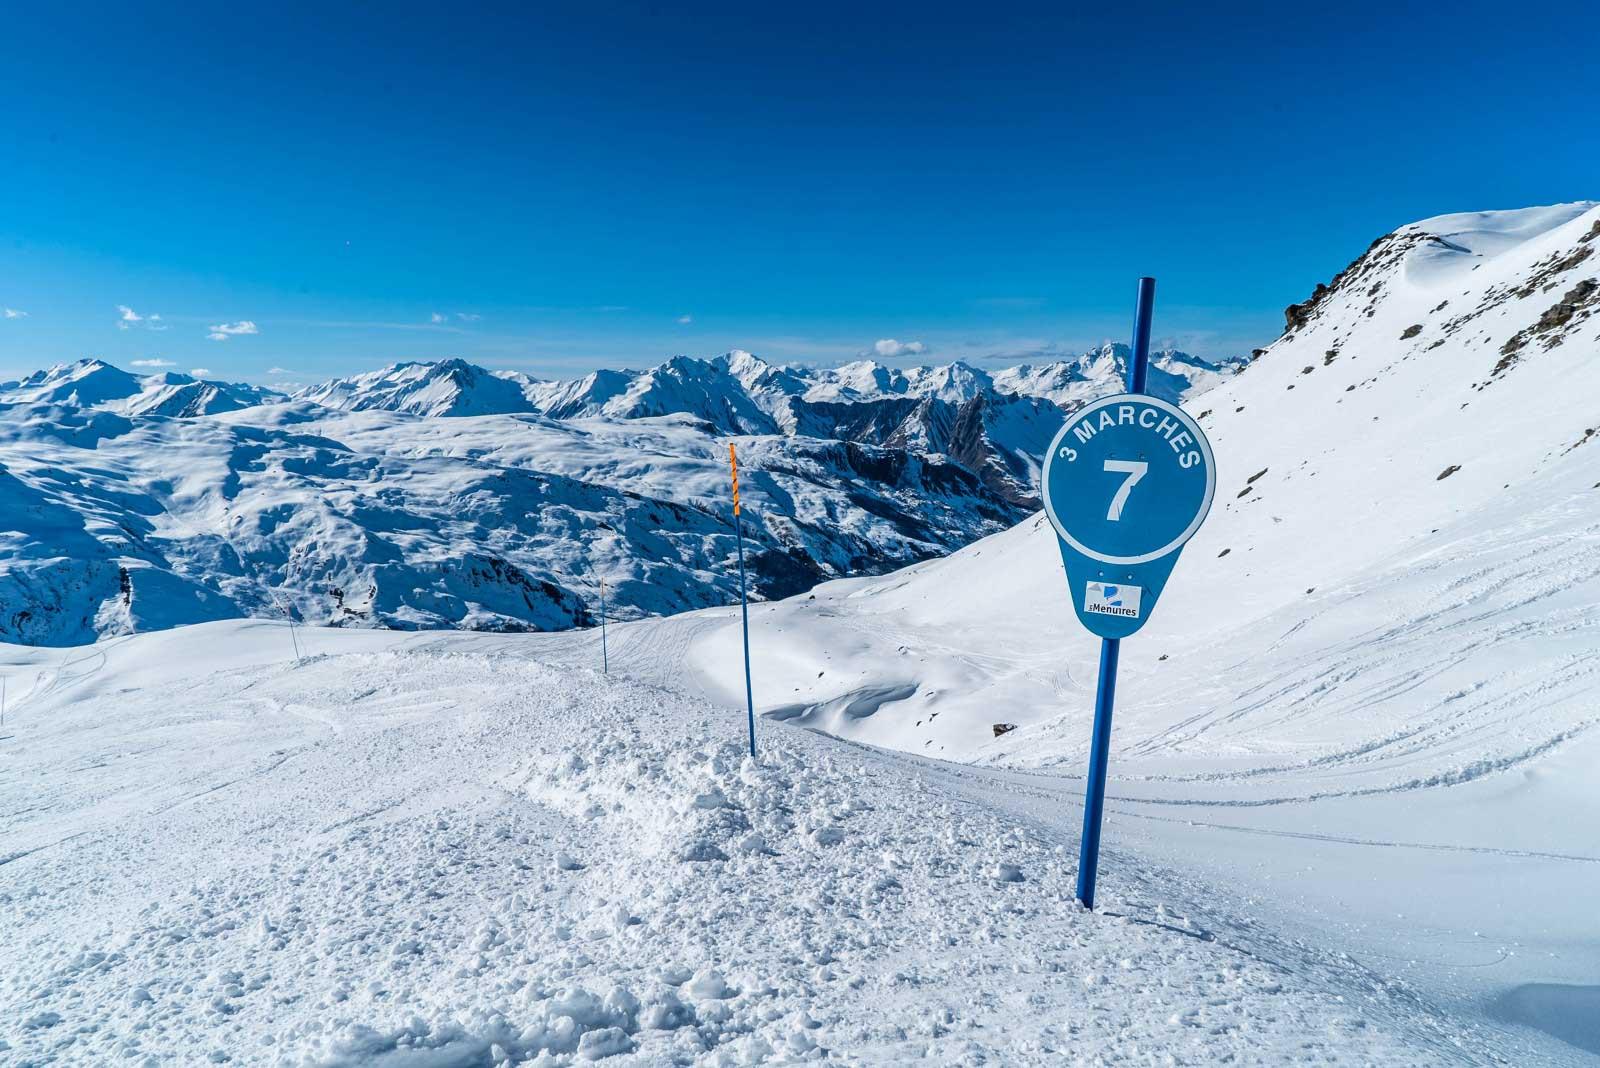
[0,643,1537,1065]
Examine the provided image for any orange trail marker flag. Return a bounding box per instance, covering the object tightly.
[729,443,756,758]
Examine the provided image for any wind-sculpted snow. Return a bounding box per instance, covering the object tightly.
[0,628,1516,1064]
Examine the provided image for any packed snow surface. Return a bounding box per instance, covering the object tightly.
[0,623,1563,1065]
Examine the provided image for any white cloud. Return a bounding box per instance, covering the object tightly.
[456,312,481,322]
[430,312,446,324]
[3,308,26,319]
[130,358,176,368]
[267,366,296,375]
[871,338,929,359]
[116,305,169,331]
[207,320,258,341]
[189,367,211,377]
[676,314,693,325]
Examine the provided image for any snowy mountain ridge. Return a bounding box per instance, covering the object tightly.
[0,358,284,418]
[293,343,1235,433]
[0,345,1229,645]
[4,200,1594,651]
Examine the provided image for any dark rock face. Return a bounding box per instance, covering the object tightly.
[1285,284,1332,332]
[1282,232,1430,336]
[1495,279,1600,376]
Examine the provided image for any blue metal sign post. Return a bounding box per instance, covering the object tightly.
[1041,278,1216,909]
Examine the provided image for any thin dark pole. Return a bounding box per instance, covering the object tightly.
[599,577,608,673]
[735,510,755,759]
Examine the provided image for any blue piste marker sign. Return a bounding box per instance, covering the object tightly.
[1042,278,1215,910]
[1042,393,1215,640]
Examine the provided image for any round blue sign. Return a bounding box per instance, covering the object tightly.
[1041,393,1215,566]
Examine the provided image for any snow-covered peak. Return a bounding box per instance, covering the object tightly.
[1400,201,1598,251]
[1281,200,1600,343]
[903,360,994,404]
[801,360,910,402]
[989,343,1213,407]
[293,357,536,417]
[1,357,144,407]
[122,374,283,418]
[596,354,781,434]
[715,348,810,400]
[1394,201,1600,291]
[525,367,638,420]
[0,359,282,417]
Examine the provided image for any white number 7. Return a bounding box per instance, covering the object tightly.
[1103,459,1148,521]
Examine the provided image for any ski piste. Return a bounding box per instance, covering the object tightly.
[3,203,1599,1065]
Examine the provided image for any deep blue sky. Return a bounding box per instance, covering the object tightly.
[1,2,1593,388]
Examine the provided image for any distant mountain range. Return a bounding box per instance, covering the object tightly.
[0,342,1236,644]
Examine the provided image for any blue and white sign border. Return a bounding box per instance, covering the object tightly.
[1040,393,1216,566]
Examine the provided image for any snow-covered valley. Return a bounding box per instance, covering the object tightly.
[3,201,1600,1065]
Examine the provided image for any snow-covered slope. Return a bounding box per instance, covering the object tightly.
[0,622,1548,1065]
[671,199,1600,765]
